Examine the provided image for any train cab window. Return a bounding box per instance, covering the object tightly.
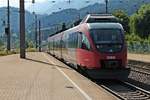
[90,29,123,53]
[68,32,78,48]
[81,33,91,50]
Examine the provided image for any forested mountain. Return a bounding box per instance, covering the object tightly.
[0,0,149,37]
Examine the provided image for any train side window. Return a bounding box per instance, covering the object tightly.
[63,32,68,48]
[80,32,91,50]
[73,32,78,48]
[77,32,82,48]
[68,32,78,48]
[68,33,73,48]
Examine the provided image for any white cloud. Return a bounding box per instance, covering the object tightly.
[0,0,48,8]
[35,0,47,3]
[0,0,104,14]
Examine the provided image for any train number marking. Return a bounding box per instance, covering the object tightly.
[106,56,116,59]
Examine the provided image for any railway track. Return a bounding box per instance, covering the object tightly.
[128,64,150,71]
[128,64,150,76]
[98,81,150,100]
[128,60,150,73]
[127,62,150,90]
[50,53,150,99]
[128,60,150,76]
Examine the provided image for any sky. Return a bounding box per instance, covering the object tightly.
[0,0,69,14]
[0,0,104,14]
[0,0,89,8]
[0,0,50,8]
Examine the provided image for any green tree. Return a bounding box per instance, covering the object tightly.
[0,39,4,51]
[113,10,130,33]
[138,4,150,38]
[26,40,34,48]
[129,13,139,34]
[130,4,150,38]
[0,40,3,46]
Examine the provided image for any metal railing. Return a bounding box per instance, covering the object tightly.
[128,42,150,53]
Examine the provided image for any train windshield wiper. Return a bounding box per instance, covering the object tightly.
[95,41,123,45]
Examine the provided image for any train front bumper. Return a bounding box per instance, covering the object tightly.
[86,68,130,80]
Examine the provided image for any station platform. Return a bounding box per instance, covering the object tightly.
[0,52,117,100]
[128,53,150,63]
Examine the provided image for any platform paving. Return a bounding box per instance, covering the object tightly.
[0,52,117,100]
[128,53,150,63]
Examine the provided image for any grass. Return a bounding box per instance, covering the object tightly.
[128,51,150,55]
[0,50,18,56]
[0,48,37,57]
[26,48,37,52]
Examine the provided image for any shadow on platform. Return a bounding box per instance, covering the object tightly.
[25,58,72,70]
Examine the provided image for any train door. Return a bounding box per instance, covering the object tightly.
[63,32,69,62]
[53,38,55,55]
[76,32,95,69]
[60,35,64,59]
[67,32,78,65]
[61,35,64,60]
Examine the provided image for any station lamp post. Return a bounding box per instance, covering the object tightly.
[32,0,35,3]
[7,0,11,51]
[38,20,41,52]
[32,0,38,49]
[105,0,108,14]
[32,12,38,49]
[20,0,26,58]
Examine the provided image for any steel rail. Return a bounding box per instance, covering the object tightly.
[100,81,150,100]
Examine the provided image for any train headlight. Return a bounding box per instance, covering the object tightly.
[96,45,103,49]
[117,44,122,49]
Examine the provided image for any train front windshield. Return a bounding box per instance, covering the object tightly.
[90,29,123,53]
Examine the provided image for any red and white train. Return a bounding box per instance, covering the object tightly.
[46,15,130,79]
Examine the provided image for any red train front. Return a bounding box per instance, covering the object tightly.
[47,15,130,80]
[75,23,130,79]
